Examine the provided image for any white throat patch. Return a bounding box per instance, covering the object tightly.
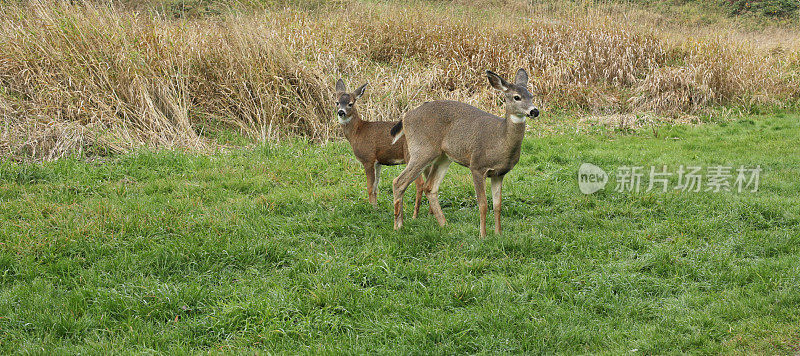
[509,115,526,124]
[338,116,352,124]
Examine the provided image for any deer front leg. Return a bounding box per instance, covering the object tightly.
[491,175,503,235]
[363,161,377,208]
[471,169,488,238]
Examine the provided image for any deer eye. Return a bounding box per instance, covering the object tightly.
[348,103,353,107]
[513,95,521,101]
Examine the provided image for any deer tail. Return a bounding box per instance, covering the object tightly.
[390,120,404,145]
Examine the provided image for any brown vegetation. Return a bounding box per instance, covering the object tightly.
[1,0,798,160]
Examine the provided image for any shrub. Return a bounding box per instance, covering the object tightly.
[725,0,800,18]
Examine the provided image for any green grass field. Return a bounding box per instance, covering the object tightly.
[1,115,799,353]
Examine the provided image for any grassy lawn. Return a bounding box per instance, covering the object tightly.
[1,115,799,353]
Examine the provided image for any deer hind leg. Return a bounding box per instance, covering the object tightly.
[412,165,433,219]
[423,165,435,216]
[393,153,437,230]
[425,155,451,227]
[374,162,382,205]
[412,174,424,219]
[471,169,488,238]
[491,175,503,235]
[364,161,377,208]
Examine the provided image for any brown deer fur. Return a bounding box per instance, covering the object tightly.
[334,79,424,217]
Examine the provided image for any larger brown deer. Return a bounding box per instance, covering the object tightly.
[334,79,424,217]
[390,69,539,237]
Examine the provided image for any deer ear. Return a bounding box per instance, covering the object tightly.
[486,70,509,91]
[354,83,368,99]
[514,68,528,87]
[335,79,347,93]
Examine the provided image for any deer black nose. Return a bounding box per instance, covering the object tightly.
[529,108,539,118]
[337,110,346,117]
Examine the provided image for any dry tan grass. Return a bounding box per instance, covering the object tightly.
[1,0,798,160]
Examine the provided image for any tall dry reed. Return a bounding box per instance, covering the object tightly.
[1,0,798,160]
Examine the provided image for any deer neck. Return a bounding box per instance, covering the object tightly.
[503,113,526,152]
[340,110,363,141]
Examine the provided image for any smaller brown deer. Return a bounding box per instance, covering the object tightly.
[334,79,424,216]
